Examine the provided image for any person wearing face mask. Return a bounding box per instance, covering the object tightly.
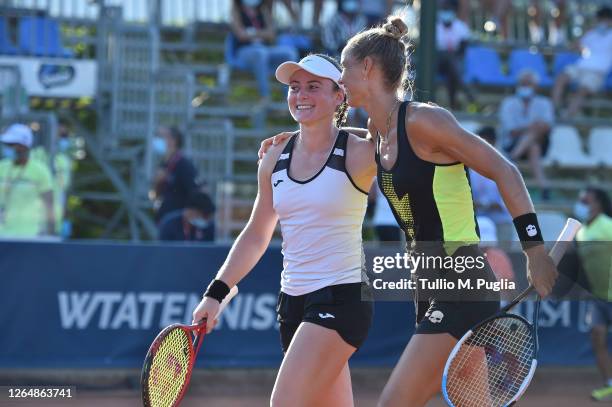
[158,190,215,242]
[499,69,553,200]
[552,6,612,117]
[436,0,473,110]
[28,120,74,237]
[229,0,299,101]
[0,124,55,238]
[322,0,367,58]
[574,187,612,401]
[150,126,199,224]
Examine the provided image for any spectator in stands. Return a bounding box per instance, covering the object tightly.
[53,120,74,237]
[29,120,74,237]
[499,69,552,200]
[269,0,324,28]
[469,127,514,241]
[574,187,612,401]
[322,0,367,58]
[369,178,402,242]
[158,190,215,242]
[528,0,567,45]
[462,0,512,39]
[436,0,474,109]
[230,0,299,101]
[552,6,612,117]
[151,126,199,224]
[0,124,55,238]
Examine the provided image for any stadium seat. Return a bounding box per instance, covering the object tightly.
[606,70,612,91]
[0,17,18,55]
[552,51,580,77]
[18,17,73,58]
[537,211,568,241]
[224,33,248,71]
[588,127,612,166]
[543,125,596,168]
[508,49,553,87]
[463,46,514,87]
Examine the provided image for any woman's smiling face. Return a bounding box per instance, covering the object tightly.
[287,69,343,125]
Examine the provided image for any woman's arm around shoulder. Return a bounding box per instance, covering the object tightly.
[346,132,376,193]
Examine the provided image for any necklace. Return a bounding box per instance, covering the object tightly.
[380,100,400,144]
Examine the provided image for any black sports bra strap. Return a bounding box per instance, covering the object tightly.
[397,100,420,160]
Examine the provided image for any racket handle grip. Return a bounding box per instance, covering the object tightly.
[215,285,239,319]
[194,286,238,329]
[548,218,581,265]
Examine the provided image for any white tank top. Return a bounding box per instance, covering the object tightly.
[271,131,368,296]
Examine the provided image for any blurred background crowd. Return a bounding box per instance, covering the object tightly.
[0,0,610,245]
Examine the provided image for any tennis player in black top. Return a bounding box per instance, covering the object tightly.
[260,15,558,407]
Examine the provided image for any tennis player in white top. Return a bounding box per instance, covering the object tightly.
[193,54,376,407]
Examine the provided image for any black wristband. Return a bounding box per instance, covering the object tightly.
[204,279,230,303]
[513,213,544,250]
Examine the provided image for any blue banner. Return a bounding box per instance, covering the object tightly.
[0,241,603,368]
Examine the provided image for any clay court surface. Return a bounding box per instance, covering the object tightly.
[0,367,604,406]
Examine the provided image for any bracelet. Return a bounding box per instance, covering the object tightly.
[204,279,230,303]
[513,213,544,250]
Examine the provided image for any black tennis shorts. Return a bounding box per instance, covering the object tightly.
[413,244,501,340]
[414,299,500,340]
[276,282,374,352]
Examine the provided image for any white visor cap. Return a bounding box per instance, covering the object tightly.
[275,55,342,86]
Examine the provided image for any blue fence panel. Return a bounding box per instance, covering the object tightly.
[0,241,603,368]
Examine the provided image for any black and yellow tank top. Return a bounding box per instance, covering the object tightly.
[375,101,480,247]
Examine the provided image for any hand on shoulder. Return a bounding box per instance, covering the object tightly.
[258,136,292,176]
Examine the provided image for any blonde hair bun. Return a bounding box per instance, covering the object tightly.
[382,16,408,40]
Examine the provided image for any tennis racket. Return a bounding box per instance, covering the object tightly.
[442,218,581,407]
[141,285,239,407]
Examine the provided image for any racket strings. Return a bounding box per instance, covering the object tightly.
[446,317,535,407]
[147,328,192,407]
